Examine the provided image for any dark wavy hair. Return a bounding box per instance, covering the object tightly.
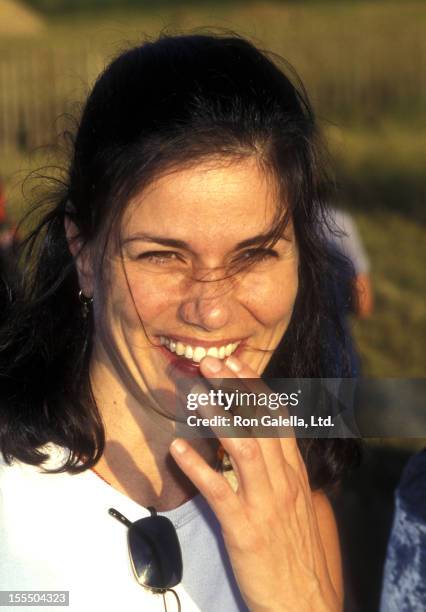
[0,33,360,490]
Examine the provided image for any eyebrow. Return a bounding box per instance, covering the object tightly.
[122,232,286,251]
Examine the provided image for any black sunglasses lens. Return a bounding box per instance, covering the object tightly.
[128,515,183,590]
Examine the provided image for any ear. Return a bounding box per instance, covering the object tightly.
[64,215,94,297]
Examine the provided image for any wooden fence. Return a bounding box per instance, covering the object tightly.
[0,43,104,155]
[0,38,425,156]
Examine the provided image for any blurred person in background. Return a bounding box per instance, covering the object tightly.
[324,207,373,319]
[322,207,374,376]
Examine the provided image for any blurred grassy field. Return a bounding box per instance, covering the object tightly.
[1,1,425,378]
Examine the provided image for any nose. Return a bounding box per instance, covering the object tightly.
[178,269,233,331]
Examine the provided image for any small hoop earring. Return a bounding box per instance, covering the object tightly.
[78,289,93,318]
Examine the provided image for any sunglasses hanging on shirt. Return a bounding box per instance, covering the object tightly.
[109,507,183,612]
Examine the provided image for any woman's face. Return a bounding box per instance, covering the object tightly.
[90,157,299,406]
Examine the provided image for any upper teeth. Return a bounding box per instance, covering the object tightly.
[160,336,240,362]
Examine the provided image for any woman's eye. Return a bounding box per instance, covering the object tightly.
[137,251,183,265]
[238,248,279,263]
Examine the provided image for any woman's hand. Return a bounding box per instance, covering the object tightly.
[170,354,342,612]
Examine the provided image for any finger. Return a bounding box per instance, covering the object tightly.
[191,368,281,496]
[189,391,275,504]
[200,354,259,380]
[169,438,242,527]
[199,354,278,431]
[214,435,274,508]
[201,355,304,475]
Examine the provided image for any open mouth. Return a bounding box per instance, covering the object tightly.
[159,336,241,364]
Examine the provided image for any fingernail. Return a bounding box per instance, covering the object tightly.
[201,356,222,373]
[225,355,242,373]
[171,439,188,454]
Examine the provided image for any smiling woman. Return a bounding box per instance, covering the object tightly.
[82,159,299,387]
[0,33,358,612]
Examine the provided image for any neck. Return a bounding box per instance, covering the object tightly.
[89,343,218,511]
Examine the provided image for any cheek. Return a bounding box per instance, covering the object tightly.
[129,286,171,324]
[108,269,182,329]
[239,265,299,326]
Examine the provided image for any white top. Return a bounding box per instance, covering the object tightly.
[0,444,247,612]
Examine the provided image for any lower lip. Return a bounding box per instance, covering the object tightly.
[159,343,245,377]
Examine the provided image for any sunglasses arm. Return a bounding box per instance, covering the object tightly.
[108,506,158,528]
[108,507,133,528]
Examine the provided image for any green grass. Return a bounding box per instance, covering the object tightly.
[327,121,425,220]
[325,121,425,377]
[350,212,425,377]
